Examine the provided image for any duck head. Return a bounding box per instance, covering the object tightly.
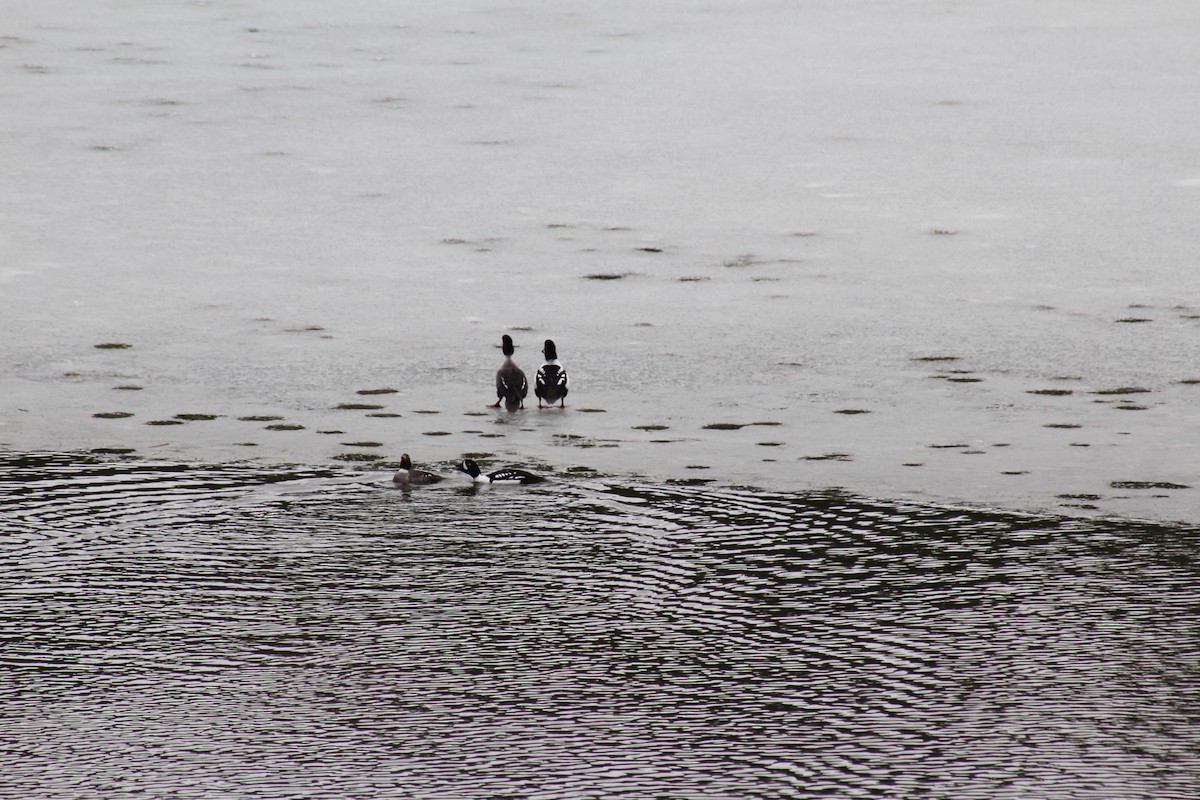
[456,459,482,478]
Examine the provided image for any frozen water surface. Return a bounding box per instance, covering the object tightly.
[4,1,1200,519]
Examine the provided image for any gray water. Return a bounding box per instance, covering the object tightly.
[5,3,1200,795]
[3,452,1198,799]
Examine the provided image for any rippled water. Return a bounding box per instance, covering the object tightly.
[3,453,1199,799]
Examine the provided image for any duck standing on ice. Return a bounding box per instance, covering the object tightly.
[535,339,569,409]
[487,334,527,412]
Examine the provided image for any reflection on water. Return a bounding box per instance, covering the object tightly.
[2,452,1198,799]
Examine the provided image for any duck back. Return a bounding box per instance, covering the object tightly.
[536,363,567,403]
[496,359,528,411]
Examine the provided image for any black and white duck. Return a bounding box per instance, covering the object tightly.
[535,339,569,409]
[455,459,545,485]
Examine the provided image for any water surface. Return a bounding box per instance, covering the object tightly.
[3,452,1198,799]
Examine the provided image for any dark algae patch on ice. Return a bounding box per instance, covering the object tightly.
[802,452,853,461]
[1092,387,1152,395]
[94,411,134,419]
[1111,481,1190,490]
[552,433,598,448]
[584,272,634,280]
[94,342,132,350]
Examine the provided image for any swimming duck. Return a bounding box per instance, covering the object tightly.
[535,339,569,409]
[392,454,445,486]
[456,459,545,485]
[487,334,528,412]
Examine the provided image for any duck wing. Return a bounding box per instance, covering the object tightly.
[487,468,545,484]
[497,363,527,397]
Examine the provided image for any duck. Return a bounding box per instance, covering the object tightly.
[487,334,528,412]
[392,453,445,486]
[455,459,545,485]
[535,339,569,409]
